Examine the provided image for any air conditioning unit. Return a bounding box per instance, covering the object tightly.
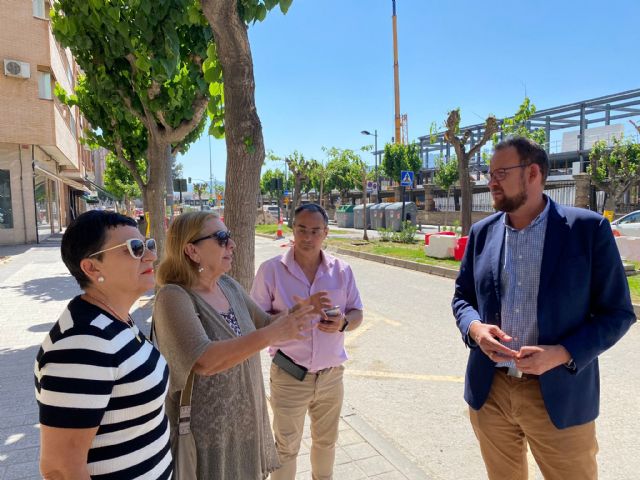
[4,59,31,79]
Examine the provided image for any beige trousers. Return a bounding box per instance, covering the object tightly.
[469,369,598,480]
[269,363,344,480]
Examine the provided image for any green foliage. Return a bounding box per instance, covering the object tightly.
[260,168,289,195]
[51,0,212,174]
[103,153,143,199]
[322,147,364,196]
[381,143,421,184]
[391,221,418,243]
[193,182,208,200]
[433,155,459,191]
[588,137,640,183]
[493,97,546,146]
[377,228,393,242]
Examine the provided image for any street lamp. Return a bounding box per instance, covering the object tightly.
[361,129,381,203]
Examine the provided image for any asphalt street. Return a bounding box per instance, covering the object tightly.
[254,236,640,480]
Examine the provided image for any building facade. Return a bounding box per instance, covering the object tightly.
[0,0,94,245]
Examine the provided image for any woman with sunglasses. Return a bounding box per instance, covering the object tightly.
[153,211,330,480]
[35,210,172,479]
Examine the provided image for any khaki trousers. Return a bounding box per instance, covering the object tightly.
[469,369,598,480]
[269,363,344,480]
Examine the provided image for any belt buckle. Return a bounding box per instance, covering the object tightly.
[507,366,523,378]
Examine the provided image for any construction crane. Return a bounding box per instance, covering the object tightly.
[391,0,407,144]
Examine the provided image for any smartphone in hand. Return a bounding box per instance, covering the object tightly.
[320,306,341,324]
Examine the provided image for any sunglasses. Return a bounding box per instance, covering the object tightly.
[191,230,232,247]
[88,238,157,259]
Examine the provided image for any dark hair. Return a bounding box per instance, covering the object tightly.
[495,136,549,184]
[61,210,137,288]
[293,203,329,226]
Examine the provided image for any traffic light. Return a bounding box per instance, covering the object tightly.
[188,177,192,184]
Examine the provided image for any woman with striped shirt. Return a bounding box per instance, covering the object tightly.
[35,210,172,479]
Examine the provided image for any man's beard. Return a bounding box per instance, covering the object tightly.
[492,182,528,213]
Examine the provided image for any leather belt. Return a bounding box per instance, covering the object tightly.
[496,366,539,380]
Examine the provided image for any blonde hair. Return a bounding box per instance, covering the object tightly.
[156,211,219,288]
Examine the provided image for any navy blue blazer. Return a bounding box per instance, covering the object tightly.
[452,199,636,429]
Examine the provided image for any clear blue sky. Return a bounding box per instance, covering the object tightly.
[177,0,640,186]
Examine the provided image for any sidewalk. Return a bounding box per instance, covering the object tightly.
[0,242,429,480]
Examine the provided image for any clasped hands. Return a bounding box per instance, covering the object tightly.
[469,322,571,375]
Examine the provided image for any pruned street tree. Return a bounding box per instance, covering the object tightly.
[323,147,363,203]
[52,0,213,254]
[493,97,546,146]
[285,151,314,227]
[433,155,459,228]
[444,109,498,235]
[193,183,209,209]
[381,143,421,185]
[201,0,294,289]
[588,137,640,214]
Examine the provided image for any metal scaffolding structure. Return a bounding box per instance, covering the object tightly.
[416,88,640,180]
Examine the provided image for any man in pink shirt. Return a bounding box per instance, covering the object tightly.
[251,203,364,480]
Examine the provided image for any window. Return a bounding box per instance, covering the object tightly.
[38,71,52,99]
[0,170,14,229]
[32,0,45,18]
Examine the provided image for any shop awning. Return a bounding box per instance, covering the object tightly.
[34,165,91,193]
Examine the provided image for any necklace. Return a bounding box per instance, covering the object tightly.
[83,293,143,343]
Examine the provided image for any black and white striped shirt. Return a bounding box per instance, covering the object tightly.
[34,296,173,479]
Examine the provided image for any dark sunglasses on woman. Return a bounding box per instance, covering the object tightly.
[191,230,232,247]
[88,238,157,259]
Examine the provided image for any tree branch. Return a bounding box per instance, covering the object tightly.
[113,136,146,189]
[158,94,209,144]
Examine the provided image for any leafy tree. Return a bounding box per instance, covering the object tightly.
[308,160,328,207]
[433,155,459,227]
[588,137,640,214]
[381,143,421,185]
[444,109,498,235]
[51,0,213,254]
[260,169,288,198]
[172,161,184,181]
[632,120,640,136]
[103,153,142,201]
[286,151,315,227]
[201,0,294,288]
[493,97,546,146]
[193,182,209,208]
[323,147,363,200]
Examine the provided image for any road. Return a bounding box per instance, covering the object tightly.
[254,236,640,480]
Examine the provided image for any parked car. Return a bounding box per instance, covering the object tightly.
[611,210,640,236]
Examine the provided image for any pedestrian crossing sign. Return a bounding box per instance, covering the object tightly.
[400,170,414,187]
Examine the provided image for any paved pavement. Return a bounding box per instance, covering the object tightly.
[0,237,428,480]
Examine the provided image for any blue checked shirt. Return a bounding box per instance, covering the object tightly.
[496,197,550,369]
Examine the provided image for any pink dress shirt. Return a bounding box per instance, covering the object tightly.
[251,247,363,372]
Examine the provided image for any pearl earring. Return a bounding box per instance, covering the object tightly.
[97,276,105,283]
[198,266,204,273]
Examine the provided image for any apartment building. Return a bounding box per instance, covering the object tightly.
[0,0,95,245]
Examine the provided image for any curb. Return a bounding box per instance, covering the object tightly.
[341,404,435,480]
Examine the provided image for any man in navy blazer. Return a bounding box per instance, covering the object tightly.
[452,137,635,480]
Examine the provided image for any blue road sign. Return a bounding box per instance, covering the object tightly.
[400,170,414,187]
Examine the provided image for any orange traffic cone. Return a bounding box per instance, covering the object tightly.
[276,217,285,240]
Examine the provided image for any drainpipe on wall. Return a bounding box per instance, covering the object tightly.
[17,145,29,244]
[31,145,39,244]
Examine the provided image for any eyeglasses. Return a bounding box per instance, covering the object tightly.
[484,163,530,182]
[88,238,156,259]
[191,230,232,247]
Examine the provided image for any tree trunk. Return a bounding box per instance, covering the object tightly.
[288,175,302,228]
[458,156,472,235]
[202,0,264,291]
[144,138,169,258]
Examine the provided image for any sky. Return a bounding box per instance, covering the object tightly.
[177,0,640,187]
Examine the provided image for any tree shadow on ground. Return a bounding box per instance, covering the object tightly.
[0,345,42,473]
[28,323,55,333]
[0,275,80,303]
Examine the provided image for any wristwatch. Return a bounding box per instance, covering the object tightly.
[339,316,349,332]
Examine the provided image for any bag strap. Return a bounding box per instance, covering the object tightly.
[151,285,200,436]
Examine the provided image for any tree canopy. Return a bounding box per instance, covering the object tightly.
[381,143,421,185]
